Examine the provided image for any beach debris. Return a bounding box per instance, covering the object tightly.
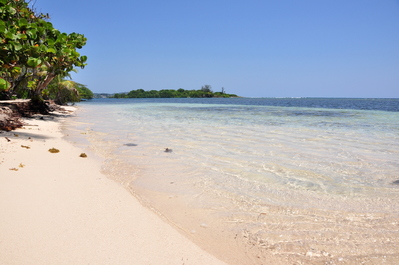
[124,143,137,147]
[21,145,30,149]
[14,134,18,137]
[79,153,87,158]
[392,180,399,185]
[5,137,10,142]
[9,168,18,171]
[257,212,267,221]
[19,163,25,168]
[164,148,173,153]
[48,148,60,153]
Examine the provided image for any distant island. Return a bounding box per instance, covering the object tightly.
[109,85,238,98]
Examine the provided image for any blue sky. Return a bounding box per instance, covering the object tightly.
[33,0,399,98]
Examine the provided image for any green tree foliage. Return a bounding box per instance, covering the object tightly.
[46,77,79,105]
[113,93,127,98]
[75,82,93,100]
[46,76,93,105]
[201,84,212,93]
[0,0,87,102]
[115,86,238,99]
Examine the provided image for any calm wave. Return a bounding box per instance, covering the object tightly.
[85,97,399,111]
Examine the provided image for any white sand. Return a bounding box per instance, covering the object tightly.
[0,109,227,265]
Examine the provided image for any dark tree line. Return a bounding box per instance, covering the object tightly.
[113,86,238,98]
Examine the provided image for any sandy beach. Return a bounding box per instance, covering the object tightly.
[0,108,227,265]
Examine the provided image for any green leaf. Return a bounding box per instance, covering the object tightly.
[5,32,16,40]
[11,66,21,74]
[18,18,28,28]
[6,6,16,15]
[27,80,36,89]
[27,57,42,68]
[46,47,56,53]
[12,42,22,51]
[0,78,10,91]
[26,29,37,39]
[37,45,47,53]
[46,39,55,46]
[61,47,72,55]
[0,20,5,32]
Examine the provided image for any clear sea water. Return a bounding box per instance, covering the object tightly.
[65,98,399,264]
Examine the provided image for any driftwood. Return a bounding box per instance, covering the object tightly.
[0,105,23,131]
[0,100,64,131]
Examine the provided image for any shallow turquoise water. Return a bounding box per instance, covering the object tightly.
[74,98,399,194]
[65,98,399,264]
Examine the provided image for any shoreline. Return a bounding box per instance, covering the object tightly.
[0,108,226,265]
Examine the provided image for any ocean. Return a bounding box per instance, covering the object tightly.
[64,98,399,264]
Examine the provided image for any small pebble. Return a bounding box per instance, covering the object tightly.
[164,148,173,153]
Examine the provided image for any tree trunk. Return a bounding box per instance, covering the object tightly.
[30,73,56,114]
